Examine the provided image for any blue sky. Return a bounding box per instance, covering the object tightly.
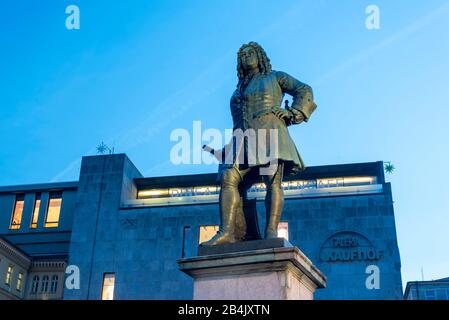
[1,0,448,286]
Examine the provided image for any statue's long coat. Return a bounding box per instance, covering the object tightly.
[221,70,317,176]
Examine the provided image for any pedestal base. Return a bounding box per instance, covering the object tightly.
[177,239,326,300]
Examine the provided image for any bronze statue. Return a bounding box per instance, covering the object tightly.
[202,42,317,246]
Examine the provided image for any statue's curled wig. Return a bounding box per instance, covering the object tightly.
[237,42,272,87]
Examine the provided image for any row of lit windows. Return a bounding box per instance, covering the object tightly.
[2,264,24,292]
[9,192,62,230]
[30,274,59,294]
[137,176,377,199]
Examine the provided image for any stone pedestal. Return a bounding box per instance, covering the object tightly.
[177,238,326,300]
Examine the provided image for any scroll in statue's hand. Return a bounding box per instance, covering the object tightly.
[202,144,224,163]
[274,108,305,125]
[274,109,290,120]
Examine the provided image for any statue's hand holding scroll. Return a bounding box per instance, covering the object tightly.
[274,109,291,121]
[286,107,305,125]
[274,102,305,126]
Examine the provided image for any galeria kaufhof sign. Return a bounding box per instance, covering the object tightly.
[319,231,383,262]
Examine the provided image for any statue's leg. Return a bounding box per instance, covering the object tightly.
[201,167,245,246]
[262,163,284,239]
[234,171,255,241]
[234,192,247,241]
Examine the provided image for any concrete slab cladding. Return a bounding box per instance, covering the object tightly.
[0,153,403,300]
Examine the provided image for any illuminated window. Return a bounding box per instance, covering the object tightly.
[5,266,13,286]
[16,272,23,291]
[30,193,41,228]
[137,188,169,199]
[45,192,62,228]
[9,194,24,230]
[31,275,39,294]
[101,273,115,300]
[50,275,58,293]
[277,222,289,240]
[41,275,49,293]
[198,225,219,244]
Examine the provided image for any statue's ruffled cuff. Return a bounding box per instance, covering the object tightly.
[275,70,317,124]
[291,85,317,123]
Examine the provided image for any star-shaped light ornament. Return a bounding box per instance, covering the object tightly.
[96,142,108,154]
[384,162,395,174]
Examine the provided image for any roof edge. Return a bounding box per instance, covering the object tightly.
[0,181,78,194]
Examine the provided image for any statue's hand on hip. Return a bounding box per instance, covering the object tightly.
[274,109,291,121]
[288,108,305,125]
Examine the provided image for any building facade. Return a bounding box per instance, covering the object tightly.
[404,278,449,300]
[0,181,74,300]
[0,237,30,299]
[0,154,403,300]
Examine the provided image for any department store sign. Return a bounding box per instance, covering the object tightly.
[319,231,383,262]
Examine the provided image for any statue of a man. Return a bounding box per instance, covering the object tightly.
[202,42,317,246]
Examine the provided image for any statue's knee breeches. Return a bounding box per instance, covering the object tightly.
[266,179,282,191]
[220,168,242,189]
[262,163,284,190]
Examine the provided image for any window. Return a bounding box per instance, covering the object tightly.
[50,275,58,293]
[436,288,447,300]
[101,273,115,300]
[45,192,62,228]
[425,289,436,300]
[9,194,24,230]
[16,272,23,291]
[41,275,49,293]
[277,222,289,240]
[198,225,219,244]
[30,193,41,228]
[5,266,13,286]
[31,275,39,294]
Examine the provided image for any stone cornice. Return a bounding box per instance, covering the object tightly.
[30,260,66,272]
[0,238,31,269]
